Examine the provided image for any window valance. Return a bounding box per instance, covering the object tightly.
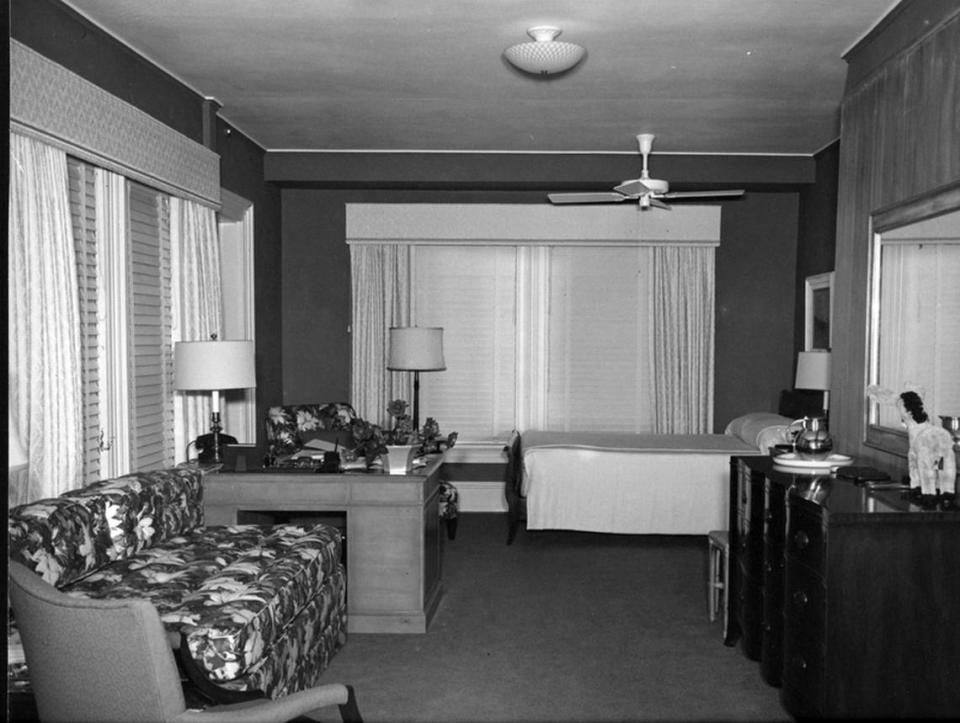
[346,203,721,246]
[10,40,220,208]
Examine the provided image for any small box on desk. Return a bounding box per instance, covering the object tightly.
[221,443,268,472]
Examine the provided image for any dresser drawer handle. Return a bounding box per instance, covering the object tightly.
[764,510,774,522]
[792,590,808,606]
[793,530,810,549]
[792,655,807,671]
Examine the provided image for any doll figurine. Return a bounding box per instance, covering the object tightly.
[898,391,956,496]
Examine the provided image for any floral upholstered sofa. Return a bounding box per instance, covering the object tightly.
[265,402,459,533]
[7,467,345,699]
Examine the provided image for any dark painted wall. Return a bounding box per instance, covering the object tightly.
[11,0,285,442]
[281,187,801,431]
[794,142,840,355]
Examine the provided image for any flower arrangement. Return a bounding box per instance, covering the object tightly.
[349,400,457,463]
[385,399,417,444]
[349,418,387,462]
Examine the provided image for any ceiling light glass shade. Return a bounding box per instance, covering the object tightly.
[504,26,585,76]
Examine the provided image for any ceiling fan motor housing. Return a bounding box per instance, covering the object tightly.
[640,178,669,194]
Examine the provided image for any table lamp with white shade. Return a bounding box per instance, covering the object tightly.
[387,327,445,431]
[175,337,256,463]
[795,349,832,416]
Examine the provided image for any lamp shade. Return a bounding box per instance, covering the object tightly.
[387,327,445,371]
[795,350,831,391]
[504,26,585,76]
[174,340,256,391]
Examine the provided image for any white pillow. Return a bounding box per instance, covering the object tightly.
[756,425,794,453]
[724,412,796,449]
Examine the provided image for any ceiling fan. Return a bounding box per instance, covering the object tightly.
[548,133,745,210]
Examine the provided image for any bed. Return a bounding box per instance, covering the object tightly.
[504,413,795,543]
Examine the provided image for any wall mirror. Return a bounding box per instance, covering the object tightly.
[866,182,960,456]
[804,272,834,350]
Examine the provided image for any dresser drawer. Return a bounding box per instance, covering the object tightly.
[781,638,824,719]
[784,561,825,637]
[786,503,824,572]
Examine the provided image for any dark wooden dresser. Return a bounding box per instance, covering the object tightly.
[729,455,960,719]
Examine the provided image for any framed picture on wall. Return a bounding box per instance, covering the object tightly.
[804,272,834,350]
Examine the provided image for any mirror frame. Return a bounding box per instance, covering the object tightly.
[865,180,960,456]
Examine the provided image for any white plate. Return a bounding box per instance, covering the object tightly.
[773,452,852,469]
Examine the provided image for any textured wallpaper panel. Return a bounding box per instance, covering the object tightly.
[10,40,220,207]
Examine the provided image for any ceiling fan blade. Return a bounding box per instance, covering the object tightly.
[648,198,672,210]
[548,192,629,204]
[661,189,745,199]
[613,179,650,196]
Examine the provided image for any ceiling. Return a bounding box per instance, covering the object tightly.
[61,0,897,156]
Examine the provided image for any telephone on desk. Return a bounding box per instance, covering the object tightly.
[194,431,238,463]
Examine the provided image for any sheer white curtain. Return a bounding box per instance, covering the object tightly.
[170,197,223,462]
[8,133,83,505]
[651,245,715,433]
[350,243,412,425]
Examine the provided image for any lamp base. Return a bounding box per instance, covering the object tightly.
[195,432,238,463]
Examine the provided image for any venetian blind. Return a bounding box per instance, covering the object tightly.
[127,182,175,471]
[412,246,518,439]
[67,159,103,484]
[545,246,655,432]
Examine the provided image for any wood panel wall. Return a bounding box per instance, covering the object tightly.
[833,7,959,474]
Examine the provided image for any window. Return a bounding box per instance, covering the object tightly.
[68,158,175,480]
[411,245,656,439]
[348,203,719,440]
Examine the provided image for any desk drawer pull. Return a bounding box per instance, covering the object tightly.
[793,530,810,549]
[792,590,808,606]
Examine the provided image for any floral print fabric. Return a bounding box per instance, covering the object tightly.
[265,403,358,456]
[7,468,346,697]
[8,468,204,587]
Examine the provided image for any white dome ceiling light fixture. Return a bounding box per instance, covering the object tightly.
[503,26,586,76]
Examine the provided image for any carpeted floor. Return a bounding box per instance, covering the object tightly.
[319,513,790,723]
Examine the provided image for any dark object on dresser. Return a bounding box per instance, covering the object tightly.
[778,388,826,419]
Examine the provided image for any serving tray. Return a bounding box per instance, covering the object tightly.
[773,452,853,469]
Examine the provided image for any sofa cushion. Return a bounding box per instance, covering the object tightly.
[8,468,204,588]
[60,522,343,688]
[264,403,358,456]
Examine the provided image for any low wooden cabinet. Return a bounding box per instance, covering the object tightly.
[780,478,960,719]
[730,456,960,718]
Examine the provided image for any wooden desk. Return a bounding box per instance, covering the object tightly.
[204,457,444,634]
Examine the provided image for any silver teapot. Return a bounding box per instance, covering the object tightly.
[789,416,833,460]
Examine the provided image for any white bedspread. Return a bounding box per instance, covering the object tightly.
[521,431,759,535]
